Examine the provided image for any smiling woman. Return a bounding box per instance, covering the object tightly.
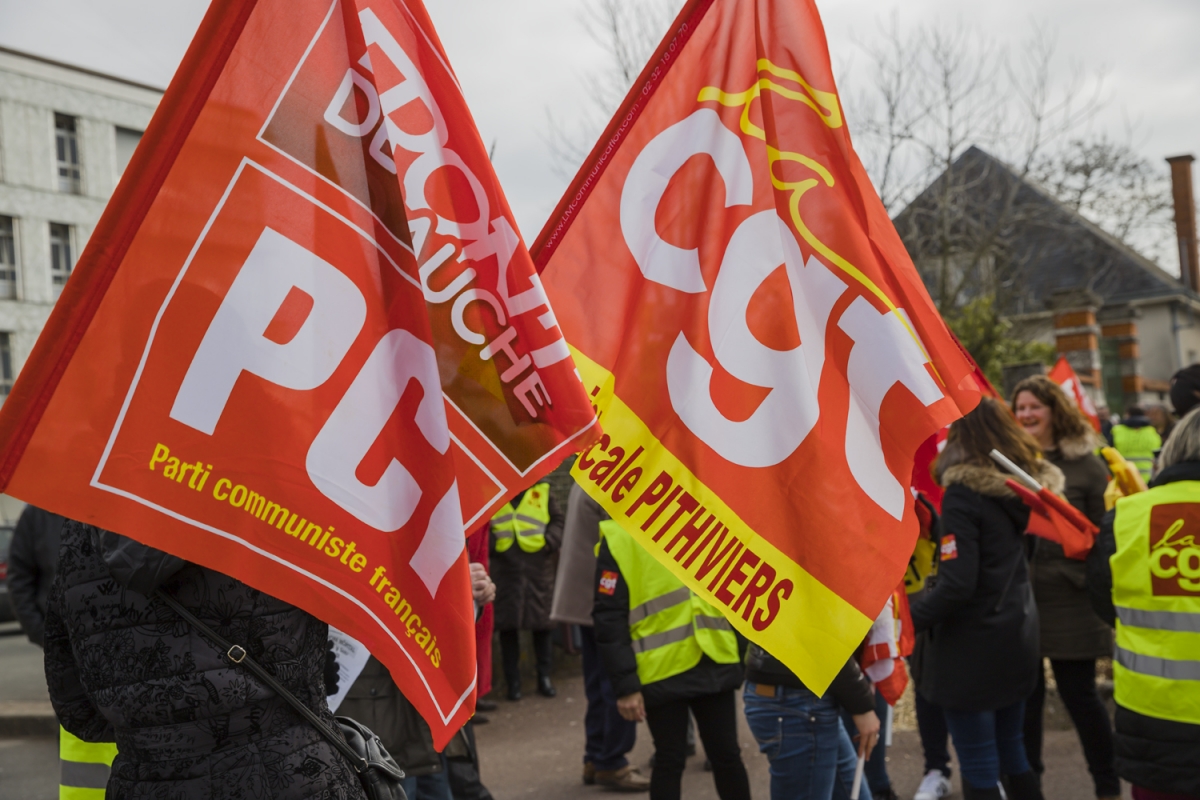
[1009,375,1120,800]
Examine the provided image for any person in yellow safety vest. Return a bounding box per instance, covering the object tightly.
[592,519,750,800]
[1087,406,1200,799]
[489,482,564,701]
[1111,406,1163,483]
[59,726,116,800]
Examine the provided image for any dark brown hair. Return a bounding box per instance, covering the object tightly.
[1010,375,1093,446]
[941,396,1043,474]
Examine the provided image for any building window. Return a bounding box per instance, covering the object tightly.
[0,216,15,300]
[49,223,73,294]
[115,127,143,175]
[55,113,82,194]
[0,333,12,399]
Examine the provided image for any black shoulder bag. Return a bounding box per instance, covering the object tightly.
[154,590,407,800]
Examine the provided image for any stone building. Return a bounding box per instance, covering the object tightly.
[0,46,161,523]
[895,145,1200,412]
[0,45,161,397]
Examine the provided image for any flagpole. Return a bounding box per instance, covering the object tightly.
[988,449,1042,491]
[850,755,865,800]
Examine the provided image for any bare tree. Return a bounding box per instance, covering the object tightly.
[849,21,1173,384]
[545,0,684,177]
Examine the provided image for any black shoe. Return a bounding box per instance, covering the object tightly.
[962,786,1003,800]
[1005,771,1044,800]
[476,699,498,712]
[506,685,521,701]
[536,675,557,697]
[473,714,490,724]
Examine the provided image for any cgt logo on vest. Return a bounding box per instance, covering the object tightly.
[1149,504,1200,596]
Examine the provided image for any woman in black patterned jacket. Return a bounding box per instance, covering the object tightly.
[43,520,365,800]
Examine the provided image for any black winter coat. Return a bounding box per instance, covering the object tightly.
[910,457,1054,712]
[592,538,743,708]
[5,505,64,646]
[1032,434,1113,660]
[44,521,366,800]
[1087,460,1200,797]
[490,488,564,631]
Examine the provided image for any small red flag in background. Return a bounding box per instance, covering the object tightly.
[1048,356,1102,431]
[0,0,597,747]
[535,0,981,692]
[1006,480,1099,559]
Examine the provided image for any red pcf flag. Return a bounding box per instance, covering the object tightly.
[0,0,597,747]
[535,0,980,691]
[1048,356,1102,431]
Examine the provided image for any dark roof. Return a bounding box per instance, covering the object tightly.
[893,145,1188,314]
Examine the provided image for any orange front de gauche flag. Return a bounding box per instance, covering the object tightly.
[0,0,597,747]
[534,0,980,692]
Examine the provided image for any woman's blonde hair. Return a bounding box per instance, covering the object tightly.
[1010,375,1094,446]
[1159,407,1200,469]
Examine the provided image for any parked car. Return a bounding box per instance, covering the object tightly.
[0,525,15,623]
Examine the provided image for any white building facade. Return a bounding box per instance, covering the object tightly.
[0,45,161,395]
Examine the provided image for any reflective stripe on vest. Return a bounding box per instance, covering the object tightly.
[600,520,739,686]
[60,725,116,800]
[1110,483,1200,725]
[490,484,551,553]
[1111,425,1161,481]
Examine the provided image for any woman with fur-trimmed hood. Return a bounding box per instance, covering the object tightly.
[1012,375,1119,800]
[911,397,1055,800]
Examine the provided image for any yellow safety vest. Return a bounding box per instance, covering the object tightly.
[490,483,551,553]
[60,725,117,800]
[600,520,739,687]
[1112,424,1162,482]
[904,537,939,594]
[1110,481,1200,725]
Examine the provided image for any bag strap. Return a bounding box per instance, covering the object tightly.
[152,589,369,775]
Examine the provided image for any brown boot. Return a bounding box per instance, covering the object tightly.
[583,762,596,785]
[594,765,651,792]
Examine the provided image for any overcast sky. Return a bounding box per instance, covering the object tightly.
[2,0,1197,255]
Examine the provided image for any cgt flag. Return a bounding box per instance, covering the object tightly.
[535,0,980,692]
[0,0,597,747]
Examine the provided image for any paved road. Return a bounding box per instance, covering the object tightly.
[0,631,50,706]
[1,634,1135,799]
[474,660,1134,800]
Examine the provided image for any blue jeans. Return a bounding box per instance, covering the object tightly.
[580,625,637,770]
[400,753,454,800]
[943,701,1031,790]
[744,682,873,800]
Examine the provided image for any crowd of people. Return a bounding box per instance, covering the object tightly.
[7,365,1200,800]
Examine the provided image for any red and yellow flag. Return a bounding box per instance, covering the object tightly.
[0,0,596,747]
[535,0,979,692]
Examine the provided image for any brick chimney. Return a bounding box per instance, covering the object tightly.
[1167,155,1199,291]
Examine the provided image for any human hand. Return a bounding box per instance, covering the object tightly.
[851,709,880,760]
[469,561,495,604]
[616,692,645,722]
